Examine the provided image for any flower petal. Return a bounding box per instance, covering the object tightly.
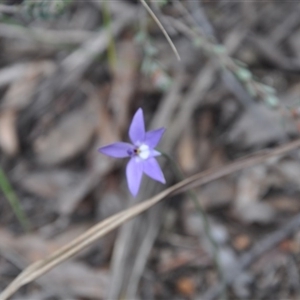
[98,142,133,158]
[129,108,145,144]
[126,158,144,196]
[144,128,165,148]
[143,157,166,184]
[150,149,161,157]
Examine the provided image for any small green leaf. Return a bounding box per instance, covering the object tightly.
[213,44,227,54]
[236,68,252,81]
[265,95,279,108]
[245,82,257,97]
[262,84,276,95]
[153,71,172,91]
[234,59,247,68]
[145,43,158,57]
[0,167,31,232]
[193,38,202,48]
[157,0,169,7]
[134,31,146,44]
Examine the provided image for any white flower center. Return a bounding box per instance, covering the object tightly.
[137,144,150,160]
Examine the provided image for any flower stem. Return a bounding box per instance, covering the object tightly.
[162,152,227,299]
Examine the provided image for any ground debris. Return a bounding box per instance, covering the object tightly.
[34,102,97,166]
[1,1,300,300]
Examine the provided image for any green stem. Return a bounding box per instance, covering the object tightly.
[162,152,227,300]
[0,167,31,232]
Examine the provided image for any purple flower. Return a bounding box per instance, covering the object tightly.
[98,108,166,196]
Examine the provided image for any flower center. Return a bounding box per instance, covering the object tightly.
[133,144,150,160]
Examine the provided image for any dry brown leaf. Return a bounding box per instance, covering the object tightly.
[0,226,109,298]
[233,234,251,251]
[176,277,196,296]
[97,190,125,220]
[1,61,55,110]
[276,159,300,186]
[279,239,296,253]
[234,166,276,224]
[34,102,97,165]
[236,166,266,207]
[158,250,207,273]
[194,180,235,210]
[236,202,276,224]
[197,138,212,169]
[19,169,91,216]
[0,109,18,156]
[57,173,95,216]
[0,226,89,262]
[45,261,110,299]
[177,127,197,174]
[20,170,81,199]
[95,89,120,144]
[109,40,138,132]
[38,92,119,216]
[206,148,228,169]
[228,104,296,147]
[269,195,300,212]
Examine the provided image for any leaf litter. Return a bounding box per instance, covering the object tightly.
[1,1,300,300]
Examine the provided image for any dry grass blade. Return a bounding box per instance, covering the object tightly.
[1,139,300,300]
[139,0,180,61]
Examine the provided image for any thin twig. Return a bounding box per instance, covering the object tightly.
[165,14,278,107]
[139,0,180,61]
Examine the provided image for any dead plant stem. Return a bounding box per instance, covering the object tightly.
[139,0,180,61]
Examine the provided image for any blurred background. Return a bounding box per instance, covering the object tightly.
[1,0,300,299]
